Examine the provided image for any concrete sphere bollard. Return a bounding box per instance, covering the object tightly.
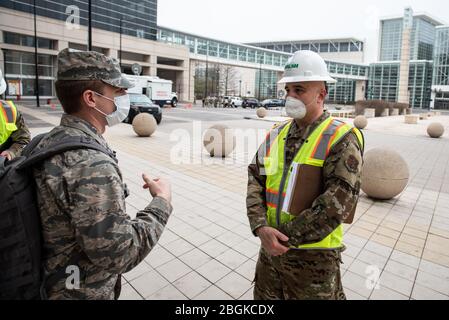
[257,107,267,118]
[203,125,236,158]
[354,115,368,130]
[427,122,445,139]
[361,148,409,200]
[132,113,157,137]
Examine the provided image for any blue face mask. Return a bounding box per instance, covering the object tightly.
[93,92,130,126]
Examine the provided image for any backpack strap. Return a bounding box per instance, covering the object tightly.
[18,135,117,170]
[21,133,47,158]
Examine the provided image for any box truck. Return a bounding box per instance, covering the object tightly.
[125,75,178,107]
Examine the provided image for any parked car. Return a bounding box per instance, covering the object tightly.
[230,96,243,108]
[222,96,232,108]
[124,93,162,124]
[242,98,260,109]
[261,99,285,108]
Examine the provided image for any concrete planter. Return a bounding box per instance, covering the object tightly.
[405,115,419,124]
[390,108,399,116]
[364,108,375,118]
[381,109,390,117]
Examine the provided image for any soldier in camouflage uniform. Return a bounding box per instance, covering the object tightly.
[33,48,173,300]
[247,50,364,300]
[0,69,31,160]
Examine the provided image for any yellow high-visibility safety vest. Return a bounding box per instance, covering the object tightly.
[0,100,18,145]
[263,116,364,250]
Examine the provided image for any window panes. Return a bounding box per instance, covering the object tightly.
[219,44,229,59]
[197,39,208,55]
[3,31,55,49]
[433,27,449,86]
[379,19,403,61]
[209,41,218,57]
[319,43,329,52]
[229,46,238,60]
[238,47,247,61]
[340,42,349,52]
[247,50,256,63]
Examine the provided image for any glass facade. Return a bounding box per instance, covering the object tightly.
[0,0,158,40]
[3,31,55,49]
[408,61,433,109]
[1,0,158,97]
[159,27,369,103]
[158,27,291,68]
[368,61,433,108]
[434,90,449,110]
[379,19,403,61]
[367,63,399,101]
[3,49,55,97]
[326,61,368,78]
[433,27,449,110]
[379,16,439,61]
[255,70,278,100]
[327,78,356,104]
[433,27,449,86]
[249,40,364,54]
[158,27,369,80]
[412,18,437,60]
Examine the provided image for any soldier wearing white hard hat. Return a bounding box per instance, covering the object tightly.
[246,50,365,300]
[0,69,31,161]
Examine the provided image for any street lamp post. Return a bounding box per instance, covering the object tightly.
[258,61,262,101]
[239,80,242,97]
[119,16,122,69]
[88,0,92,50]
[204,42,209,99]
[33,0,40,107]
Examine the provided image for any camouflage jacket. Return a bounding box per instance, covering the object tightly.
[33,114,172,300]
[247,111,363,249]
[0,108,31,158]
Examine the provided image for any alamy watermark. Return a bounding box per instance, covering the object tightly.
[65,265,80,290]
[365,265,381,290]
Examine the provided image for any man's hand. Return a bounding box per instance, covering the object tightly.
[0,151,12,161]
[142,173,172,203]
[256,226,290,257]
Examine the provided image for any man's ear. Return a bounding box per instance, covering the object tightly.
[317,88,327,104]
[82,90,96,108]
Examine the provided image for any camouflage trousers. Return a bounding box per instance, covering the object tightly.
[253,247,346,300]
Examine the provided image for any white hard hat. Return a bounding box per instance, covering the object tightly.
[0,69,6,95]
[278,50,337,84]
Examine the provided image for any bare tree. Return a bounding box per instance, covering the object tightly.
[218,65,239,96]
[194,63,240,100]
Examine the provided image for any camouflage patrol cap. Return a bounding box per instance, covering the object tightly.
[57,48,134,89]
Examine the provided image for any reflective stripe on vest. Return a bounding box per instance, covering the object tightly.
[257,121,290,173]
[263,116,364,250]
[0,100,18,145]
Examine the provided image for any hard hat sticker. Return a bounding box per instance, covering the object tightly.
[285,63,299,70]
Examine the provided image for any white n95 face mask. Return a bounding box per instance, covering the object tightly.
[285,96,308,119]
[94,92,130,126]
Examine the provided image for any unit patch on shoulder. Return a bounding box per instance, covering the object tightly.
[345,155,360,173]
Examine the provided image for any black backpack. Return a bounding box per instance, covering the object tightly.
[0,133,116,300]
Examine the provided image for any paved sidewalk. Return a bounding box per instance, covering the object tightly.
[19,104,449,300]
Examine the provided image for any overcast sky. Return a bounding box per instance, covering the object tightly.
[158,0,449,63]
